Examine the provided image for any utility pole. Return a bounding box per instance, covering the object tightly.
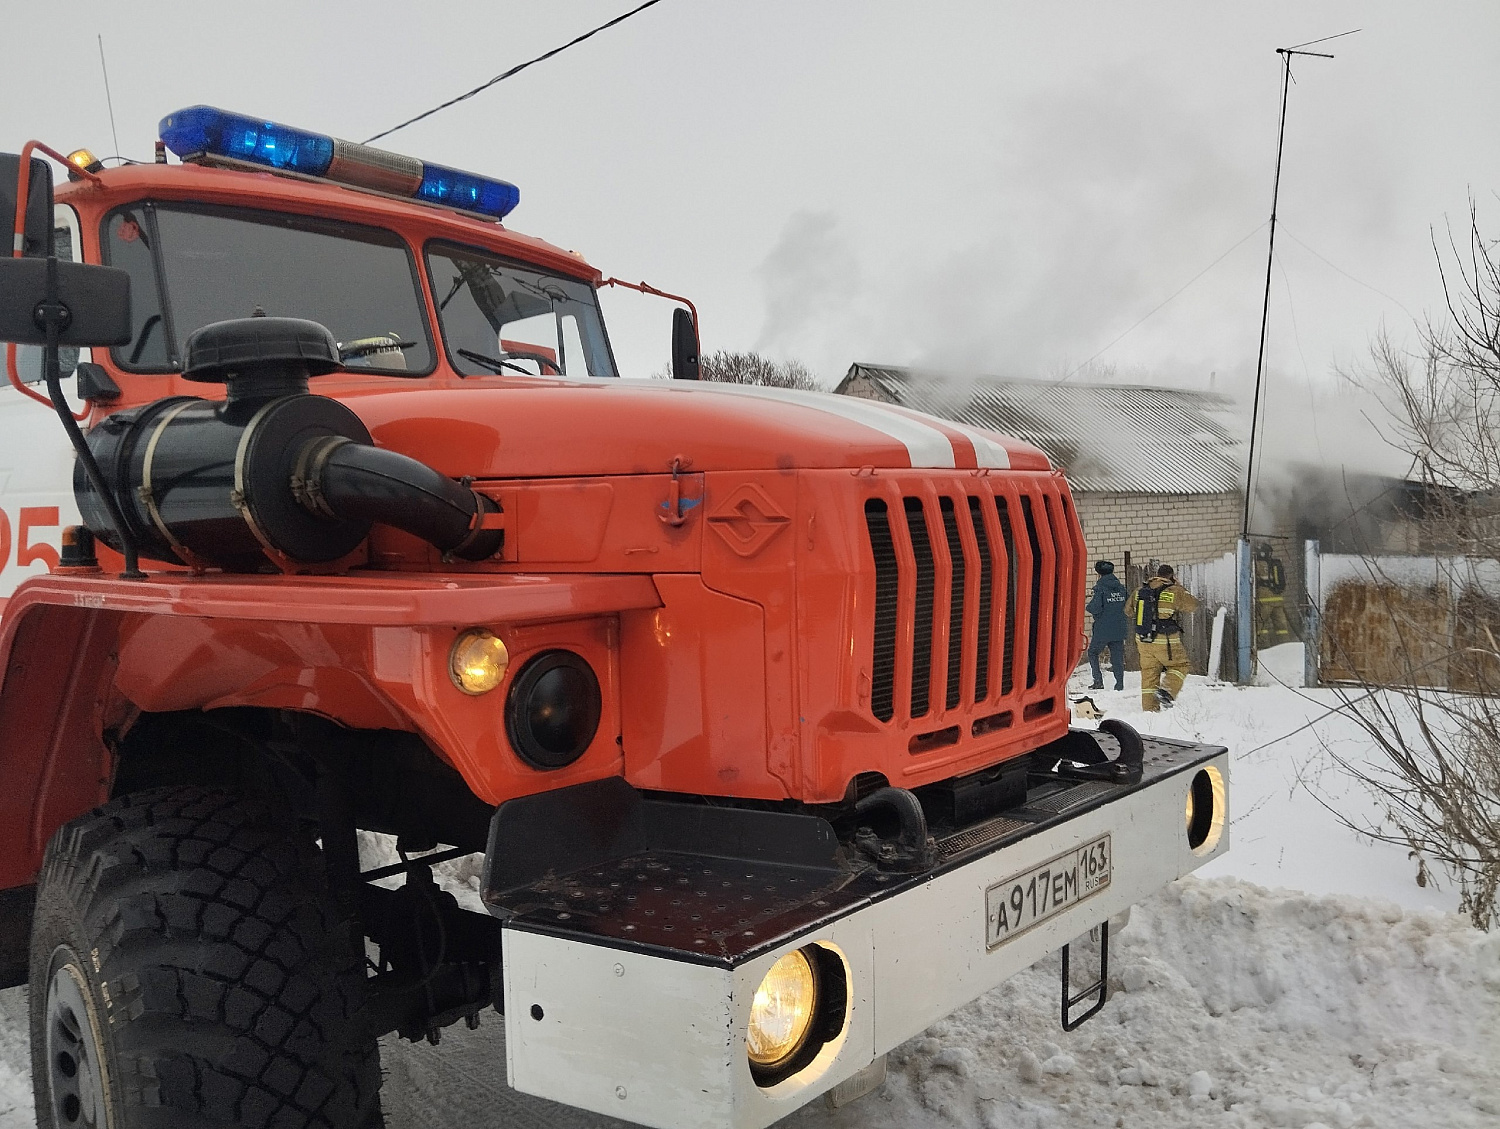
[1242,32,1357,538]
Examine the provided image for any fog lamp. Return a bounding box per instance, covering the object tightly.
[1186,765,1226,854]
[747,949,818,1072]
[449,629,509,695]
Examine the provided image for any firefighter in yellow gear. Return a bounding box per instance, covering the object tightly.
[1127,564,1201,711]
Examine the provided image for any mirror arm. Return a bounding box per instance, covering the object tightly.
[598,276,701,368]
[10,140,101,253]
[37,254,144,579]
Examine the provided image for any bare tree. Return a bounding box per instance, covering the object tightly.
[1331,200,1500,929]
[700,350,819,390]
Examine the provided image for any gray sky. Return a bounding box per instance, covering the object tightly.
[5,1,1499,478]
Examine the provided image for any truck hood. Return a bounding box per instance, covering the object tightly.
[337,379,1052,478]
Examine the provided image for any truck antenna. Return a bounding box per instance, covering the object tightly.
[97,35,122,164]
[1242,30,1358,539]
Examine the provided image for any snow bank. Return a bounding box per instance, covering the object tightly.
[1254,641,1306,687]
[788,877,1500,1129]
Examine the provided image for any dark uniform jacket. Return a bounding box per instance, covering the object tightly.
[1086,573,1129,642]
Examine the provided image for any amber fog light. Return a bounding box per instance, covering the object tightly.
[1186,766,1226,854]
[505,650,602,769]
[450,629,509,695]
[748,950,819,1073]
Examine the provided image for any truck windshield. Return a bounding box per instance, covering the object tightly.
[427,242,617,379]
[103,204,434,374]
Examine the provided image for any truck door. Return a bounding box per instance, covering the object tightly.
[0,204,85,601]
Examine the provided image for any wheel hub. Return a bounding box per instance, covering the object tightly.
[46,951,108,1128]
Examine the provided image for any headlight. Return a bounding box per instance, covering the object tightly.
[449,629,509,695]
[1186,765,1226,853]
[747,949,819,1073]
[505,650,602,769]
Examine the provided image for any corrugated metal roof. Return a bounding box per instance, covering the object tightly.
[836,364,1244,496]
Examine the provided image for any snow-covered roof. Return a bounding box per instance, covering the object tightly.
[836,364,1245,496]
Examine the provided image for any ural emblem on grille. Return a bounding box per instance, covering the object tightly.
[707,484,791,557]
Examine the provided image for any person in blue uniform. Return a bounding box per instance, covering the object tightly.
[1085,560,1128,691]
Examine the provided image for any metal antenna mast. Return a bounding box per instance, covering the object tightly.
[1241,30,1357,537]
[97,35,122,162]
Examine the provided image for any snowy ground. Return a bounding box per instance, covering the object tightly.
[2,658,1498,1127]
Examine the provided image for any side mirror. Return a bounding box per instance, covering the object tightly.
[671,306,699,381]
[0,153,54,256]
[0,257,132,347]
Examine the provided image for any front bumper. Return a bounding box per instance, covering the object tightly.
[496,734,1227,1129]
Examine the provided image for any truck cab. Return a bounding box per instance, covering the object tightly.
[0,110,1228,1129]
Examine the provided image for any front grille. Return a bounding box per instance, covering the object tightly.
[862,478,1079,730]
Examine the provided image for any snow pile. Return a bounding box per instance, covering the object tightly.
[796,877,1500,1129]
[1253,641,1306,688]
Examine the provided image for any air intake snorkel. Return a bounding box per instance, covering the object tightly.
[76,316,502,570]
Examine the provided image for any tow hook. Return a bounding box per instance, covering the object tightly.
[853,786,938,872]
[658,455,700,527]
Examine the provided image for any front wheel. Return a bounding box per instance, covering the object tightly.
[29,786,384,1129]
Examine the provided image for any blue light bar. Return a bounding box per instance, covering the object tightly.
[158,105,521,220]
[160,106,334,176]
[417,163,521,221]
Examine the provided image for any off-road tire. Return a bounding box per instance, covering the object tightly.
[29,786,384,1128]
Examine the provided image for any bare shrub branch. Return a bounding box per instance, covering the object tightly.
[1335,198,1500,928]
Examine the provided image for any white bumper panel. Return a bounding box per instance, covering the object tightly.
[503,752,1228,1129]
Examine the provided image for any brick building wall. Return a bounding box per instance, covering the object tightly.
[1074,490,1240,571]
[1074,490,1240,651]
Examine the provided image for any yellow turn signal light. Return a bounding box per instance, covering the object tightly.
[449,629,509,695]
[747,949,818,1073]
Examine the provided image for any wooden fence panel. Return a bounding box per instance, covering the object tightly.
[1321,581,1451,687]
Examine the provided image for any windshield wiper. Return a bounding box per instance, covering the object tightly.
[456,348,532,376]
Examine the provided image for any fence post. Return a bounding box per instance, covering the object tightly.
[1303,539,1320,688]
[1237,538,1253,685]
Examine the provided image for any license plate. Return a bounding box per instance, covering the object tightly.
[985,834,1111,949]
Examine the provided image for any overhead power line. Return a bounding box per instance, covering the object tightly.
[1054,220,1267,384]
[365,0,669,145]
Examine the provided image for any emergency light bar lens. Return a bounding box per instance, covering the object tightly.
[417,164,521,220]
[160,106,334,176]
[158,106,521,220]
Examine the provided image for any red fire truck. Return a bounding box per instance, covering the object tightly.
[0,108,1227,1129]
